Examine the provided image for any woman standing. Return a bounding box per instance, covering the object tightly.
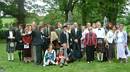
[115,24,128,63]
[105,23,115,63]
[50,26,59,53]
[16,24,24,61]
[22,25,32,63]
[84,27,97,63]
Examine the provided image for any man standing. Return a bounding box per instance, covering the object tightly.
[60,25,70,64]
[32,24,43,65]
[71,22,82,60]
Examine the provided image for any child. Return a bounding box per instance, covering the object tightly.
[56,48,66,67]
[43,44,56,66]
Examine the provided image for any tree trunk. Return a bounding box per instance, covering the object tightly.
[65,0,74,23]
[81,0,87,25]
[16,0,25,25]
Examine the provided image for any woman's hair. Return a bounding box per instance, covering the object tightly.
[48,43,54,48]
[50,26,55,31]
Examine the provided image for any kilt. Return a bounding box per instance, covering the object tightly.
[96,38,105,53]
[6,42,15,53]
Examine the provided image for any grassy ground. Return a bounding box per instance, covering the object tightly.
[0,42,130,72]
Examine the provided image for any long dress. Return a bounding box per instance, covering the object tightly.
[22,34,32,57]
[115,31,127,59]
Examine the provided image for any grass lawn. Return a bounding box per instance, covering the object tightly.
[0,42,130,72]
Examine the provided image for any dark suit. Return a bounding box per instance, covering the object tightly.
[15,29,24,61]
[32,29,43,65]
[43,28,50,48]
[71,28,82,59]
[60,31,72,60]
[16,29,23,50]
[60,31,71,45]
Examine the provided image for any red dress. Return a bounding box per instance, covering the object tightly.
[22,34,32,57]
[56,53,64,64]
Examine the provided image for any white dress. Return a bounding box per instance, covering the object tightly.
[115,31,127,59]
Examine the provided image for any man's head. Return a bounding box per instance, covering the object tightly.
[73,22,78,28]
[96,21,101,28]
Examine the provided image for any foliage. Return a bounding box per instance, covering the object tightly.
[0,0,26,24]
[43,10,65,25]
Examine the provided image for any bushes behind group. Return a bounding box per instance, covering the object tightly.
[0,28,8,40]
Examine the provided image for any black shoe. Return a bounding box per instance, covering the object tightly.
[60,64,63,68]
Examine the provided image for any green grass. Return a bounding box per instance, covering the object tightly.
[0,42,130,72]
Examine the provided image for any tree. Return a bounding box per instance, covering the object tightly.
[57,0,78,23]
[98,0,128,24]
[16,0,25,24]
[0,0,25,25]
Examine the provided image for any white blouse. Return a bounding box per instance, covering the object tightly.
[95,28,105,38]
[106,30,115,43]
[115,31,127,44]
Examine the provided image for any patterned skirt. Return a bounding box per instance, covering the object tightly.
[6,42,15,53]
[96,38,105,53]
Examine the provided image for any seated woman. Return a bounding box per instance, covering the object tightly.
[56,48,66,67]
[43,44,56,66]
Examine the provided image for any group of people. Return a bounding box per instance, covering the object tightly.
[5,21,130,67]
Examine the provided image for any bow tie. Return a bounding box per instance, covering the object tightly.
[98,29,101,30]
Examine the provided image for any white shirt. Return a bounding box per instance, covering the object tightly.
[9,31,13,38]
[106,30,115,43]
[81,28,89,40]
[116,31,127,43]
[75,28,78,34]
[95,28,105,38]
[92,28,96,33]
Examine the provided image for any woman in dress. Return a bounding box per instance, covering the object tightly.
[115,24,128,63]
[16,24,24,61]
[43,44,56,66]
[22,25,32,63]
[105,23,115,63]
[56,48,66,67]
[50,26,59,52]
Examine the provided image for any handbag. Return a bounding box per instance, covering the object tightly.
[125,48,128,55]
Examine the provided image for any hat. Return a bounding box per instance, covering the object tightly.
[63,25,67,28]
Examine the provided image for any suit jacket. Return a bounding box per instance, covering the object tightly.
[71,28,82,43]
[60,31,71,45]
[15,29,23,43]
[32,29,43,45]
